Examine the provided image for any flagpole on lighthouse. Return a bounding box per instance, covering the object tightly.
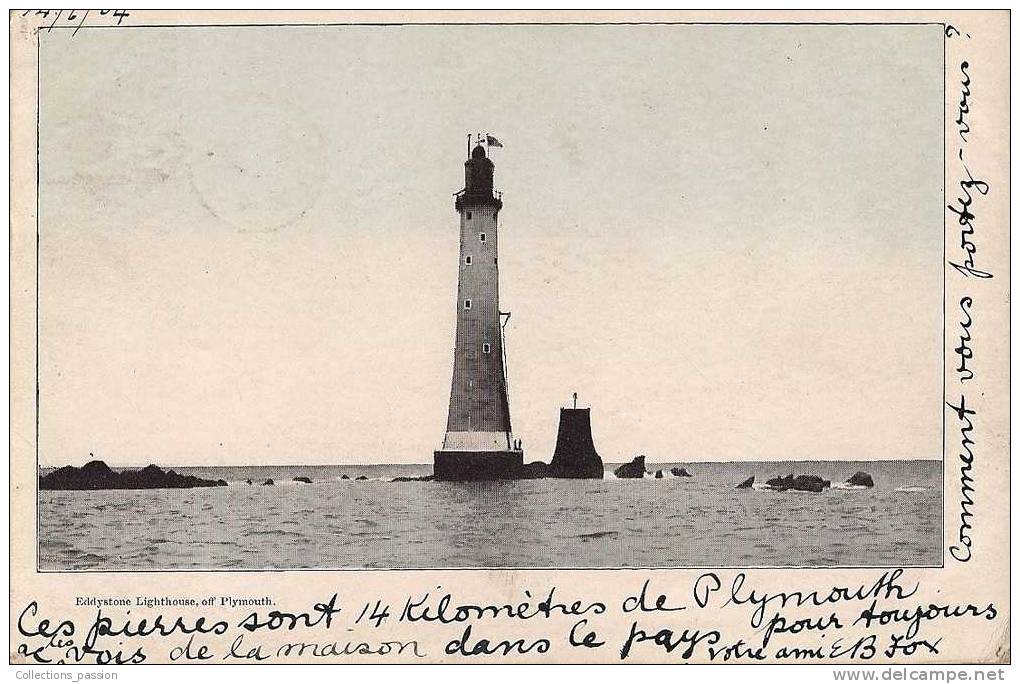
[484,134,504,152]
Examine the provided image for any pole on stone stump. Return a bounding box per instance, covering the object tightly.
[573,392,577,409]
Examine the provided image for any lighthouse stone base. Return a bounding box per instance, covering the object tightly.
[433,450,524,481]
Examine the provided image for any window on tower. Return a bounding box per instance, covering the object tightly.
[482,343,491,354]
[466,211,472,220]
[465,255,472,265]
[479,233,486,242]
[464,299,471,309]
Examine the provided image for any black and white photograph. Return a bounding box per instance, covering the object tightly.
[32,21,947,571]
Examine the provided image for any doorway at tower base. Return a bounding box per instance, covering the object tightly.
[433,450,524,481]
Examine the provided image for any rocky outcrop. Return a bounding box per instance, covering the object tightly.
[519,461,551,479]
[736,476,755,489]
[355,475,368,481]
[548,408,604,479]
[39,460,227,491]
[671,467,693,477]
[391,475,434,482]
[293,476,312,484]
[765,473,830,493]
[262,479,274,486]
[614,455,646,479]
[846,471,874,488]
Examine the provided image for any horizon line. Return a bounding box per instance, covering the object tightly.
[39,457,943,469]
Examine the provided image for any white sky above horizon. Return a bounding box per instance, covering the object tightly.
[38,24,944,466]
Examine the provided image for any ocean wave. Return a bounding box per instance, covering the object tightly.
[37,460,941,570]
[748,482,871,492]
[578,530,619,540]
[241,529,307,539]
[604,472,688,481]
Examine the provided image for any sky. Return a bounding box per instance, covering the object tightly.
[38,24,944,466]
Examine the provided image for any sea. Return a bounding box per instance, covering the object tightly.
[38,460,941,571]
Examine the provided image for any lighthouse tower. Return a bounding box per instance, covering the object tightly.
[433,141,524,481]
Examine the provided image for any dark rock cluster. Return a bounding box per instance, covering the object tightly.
[765,473,831,493]
[293,476,312,484]
[39,460,227,491]
[518,461,550,479]
[612,457,695,480]
[846,471,874,487]
[735,471,876,492]
[614,455,646,479]
[651,466,695,479]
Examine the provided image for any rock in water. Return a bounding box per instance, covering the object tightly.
[40,460,116,490]
[765,473,830,493]
[548,408,605,479]
[654,469,664,479]
[246,479,253,485]
[355,475,368,481]
[736,476,754,489]
[39,459,226,490]
[671,467,693,477]
[614,455,646,479]
[519,461,550,479]
[846,471,874,487]
[293,476,312,484]
[391,475,434,482]
[799,475,831,492]
[262,479,274,486]
[340,474,350,480]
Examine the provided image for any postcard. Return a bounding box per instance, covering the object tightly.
[8,9,1011,665]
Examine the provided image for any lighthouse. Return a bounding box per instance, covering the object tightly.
[433,139,524,481]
